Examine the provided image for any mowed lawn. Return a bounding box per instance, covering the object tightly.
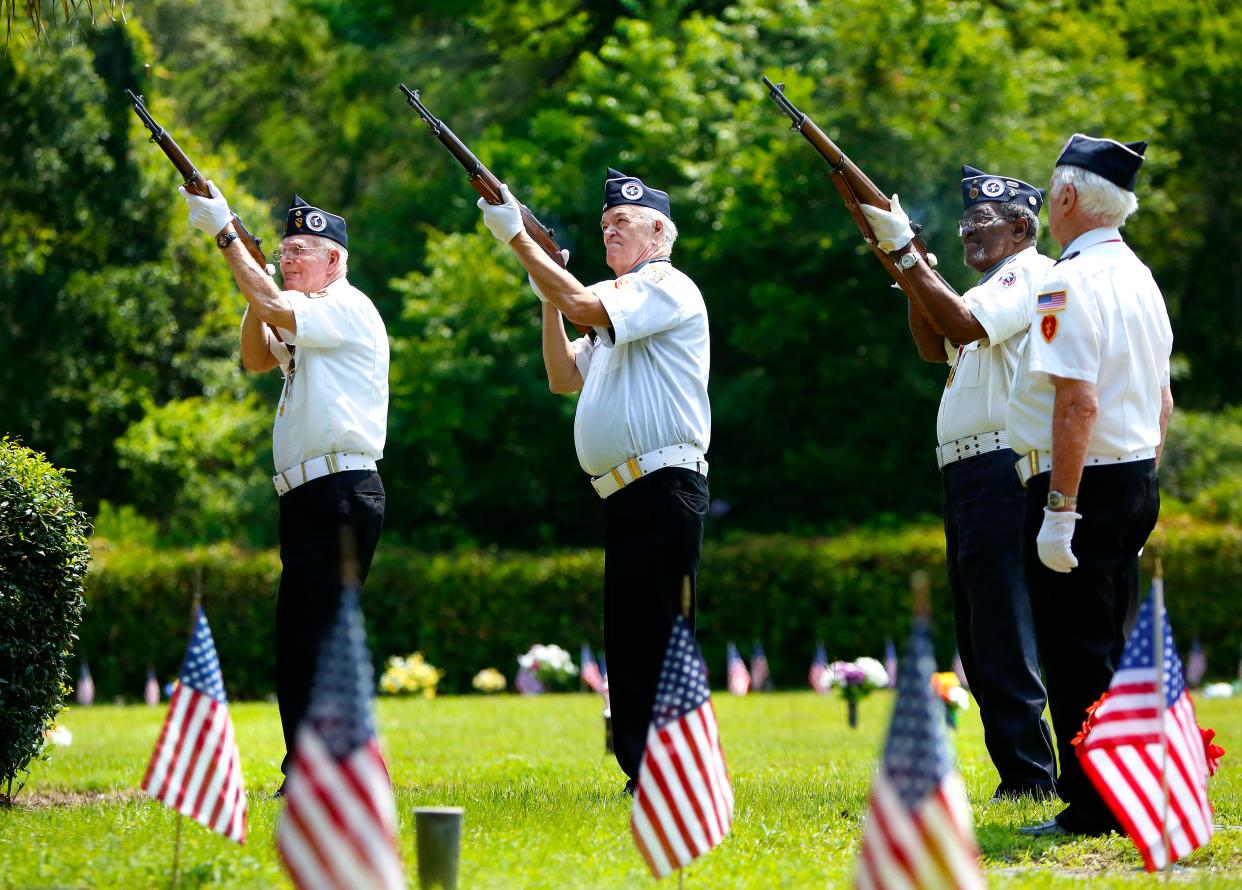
[1,691,1240,889]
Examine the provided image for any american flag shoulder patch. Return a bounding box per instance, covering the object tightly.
[1037,290,1067,312]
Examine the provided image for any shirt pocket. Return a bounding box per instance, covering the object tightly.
[950,343,983,389]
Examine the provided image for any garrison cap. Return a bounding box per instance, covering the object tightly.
[961,164,1043,213]
[284,195,348,248]
[603,167,672,219]
[1055,133,1147,192]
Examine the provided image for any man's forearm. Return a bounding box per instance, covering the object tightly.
[240,306,279,372]
[893,246,986,344]
[908,300,948,362]
[542,303,583,394]
[217,224,296,330]
[1156,384,1174,468]
[510,233,611,328]
[1049,376,1099,498]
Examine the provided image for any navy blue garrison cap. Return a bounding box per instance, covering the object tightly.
[1055,134,1147,191]
[603,168,672,219]
[285,195,348,248]
[961,165,1044,213]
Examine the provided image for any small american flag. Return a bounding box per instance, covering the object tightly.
[278,588,404,890]
[1076,581,1216,872]
[951,650,969,690]
[1185,641,1207,689]
[726,642,750,696]
[141,607,247,844]
[144,666,161,706]
[76,661,95,707]
[1036,290,1067,312]
[884,638,898,689]
[809,641,830,693]
[631,616,734,878]
[580,643,604,693]
[854,617,984,890]
[750,641,770,692]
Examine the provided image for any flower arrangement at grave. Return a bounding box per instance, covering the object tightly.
[818,656,889,727]
[379,651,445,699]
[516,643,578,694]
[471,667,507,694]
[930,671,971,729]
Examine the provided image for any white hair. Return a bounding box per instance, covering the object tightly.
[1050,165,1139,227]
[302,233,349,275]
[632,205,679,253]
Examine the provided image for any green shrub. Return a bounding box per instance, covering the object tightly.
[0,438,91,803]
[79,515,1242,700]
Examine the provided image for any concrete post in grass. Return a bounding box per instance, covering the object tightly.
[415,807,464,889]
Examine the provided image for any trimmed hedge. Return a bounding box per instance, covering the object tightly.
[79,517,1242,700]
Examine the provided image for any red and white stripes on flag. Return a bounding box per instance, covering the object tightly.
[1076,581,1216,871]
[854,617,984,890]
[279,731,403,890]
[277,587,404,890]
[726,642,750,696]
[141,607,247,844]
[632,616,734,878]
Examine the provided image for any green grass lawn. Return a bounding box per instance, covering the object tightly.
[1,691,1239,888]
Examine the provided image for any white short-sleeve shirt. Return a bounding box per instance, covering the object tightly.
[1008,228,1173,458]
[936,246,1054,444]
[266,276,389,472]
[569,260,711,477]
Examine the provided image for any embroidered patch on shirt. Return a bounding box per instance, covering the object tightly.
[1036,290,1067,312]
[643,266,668,284]
[1040,314,1058,343]
[614,275,637,290]
[999,271,1018,287]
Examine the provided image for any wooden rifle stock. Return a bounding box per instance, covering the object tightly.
[761,77,935,300]
[125,90,286,343]
[398,84,589,335]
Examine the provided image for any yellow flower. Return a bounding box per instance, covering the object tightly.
[379,651,444,696]
[472,667,507,693]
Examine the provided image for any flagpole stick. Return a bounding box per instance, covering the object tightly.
[910,570,931,620]
[682,575,692,621]
[1154,559,1172,876]
[170,814,182,889]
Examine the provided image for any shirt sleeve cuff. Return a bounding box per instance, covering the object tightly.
[595,289,625,346]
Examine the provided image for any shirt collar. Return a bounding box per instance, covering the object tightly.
[976,245,1035,286]
[624,256,671,276]
[1062,227,1123,257]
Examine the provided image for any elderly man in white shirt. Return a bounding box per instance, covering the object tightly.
[479,168,710,795]
[181,185,389,796]
[861,166,1057,801]
[1009,134,1173,838]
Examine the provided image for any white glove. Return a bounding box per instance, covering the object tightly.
[1037,507,1081,573]
[477,183,524,244]
[179,179,233,237]
[860,194,915,253]
[529,249,570,302]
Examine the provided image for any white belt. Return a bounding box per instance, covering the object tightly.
[590,444,707,499]
[1014,447,1158,487]
[936,429,1009,471]
[273,452,377,496]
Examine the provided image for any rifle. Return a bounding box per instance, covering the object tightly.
[125,90,287,344]
[761,77,938,301]
[398,84,590,335]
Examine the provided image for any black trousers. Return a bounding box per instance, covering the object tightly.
[1023,459,1159,831]
[604,467,709,782]
[942,449,1057,796]
[276,469,385,777]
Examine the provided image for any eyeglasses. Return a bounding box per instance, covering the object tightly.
[272,245,331,262]
[957,214,1007,238]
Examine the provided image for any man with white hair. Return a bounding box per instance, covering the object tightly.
[181,184,389,795]
[478,168,710,794]
[1009,135,1174,837]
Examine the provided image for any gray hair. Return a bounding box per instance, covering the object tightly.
[304,233,349,275]
[997,201,1040,244]
[632,205,679,253]
[1050,165,1139,227]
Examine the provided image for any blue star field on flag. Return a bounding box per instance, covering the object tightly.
[305,588,378,759]
[650,616,711,728]
[1118,592,1184,708]
[882,618,953,809]
[180,608,228,704]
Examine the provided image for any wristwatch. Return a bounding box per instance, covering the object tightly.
[216,231,239,250]
[897,250,921,271]
[1047,490,1078,510]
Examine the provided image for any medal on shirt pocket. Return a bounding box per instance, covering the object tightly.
[945,343,982,390]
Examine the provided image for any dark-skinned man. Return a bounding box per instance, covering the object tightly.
[861,167,1057,801]
[1008,135,1173,837]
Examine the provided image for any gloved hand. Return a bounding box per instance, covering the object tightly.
[529,249,570,302]
[477,184,524,244]
[860,194,915,253]
[179,179,233,237]
[1037,507,1081,573]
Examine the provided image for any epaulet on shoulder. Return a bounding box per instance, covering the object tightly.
[1053,251,1081,267]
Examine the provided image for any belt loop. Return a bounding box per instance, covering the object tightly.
[1027,450,1039,481]
[611,467,626,489]
[626,457,641,481]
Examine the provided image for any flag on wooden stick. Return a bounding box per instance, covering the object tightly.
[750,641,770,692]
[76,661,95,706]
[277,587,404,890]
[580,643,605,693]
[854,617,983,890]
[1075,579,1220,872]
[632,616,734,878]
[726,642,750,696]
[809,641,830,693]
[141,606,247,844]
[144,666,161,706]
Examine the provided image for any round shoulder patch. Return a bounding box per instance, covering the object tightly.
[621,181,644,201]
[999,271,1018,287]
[306,211,327,232]
[981,179,1005,198]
